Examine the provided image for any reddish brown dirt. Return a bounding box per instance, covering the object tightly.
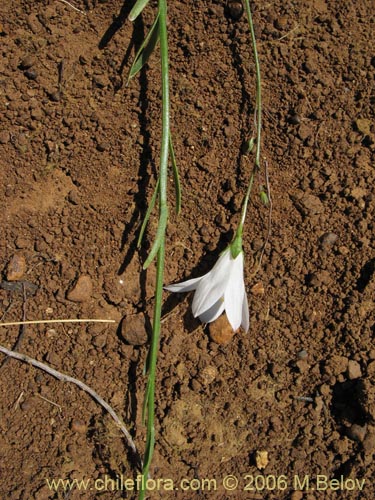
[1,1,375,499]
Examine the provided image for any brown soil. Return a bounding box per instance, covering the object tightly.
[1,1,375,499]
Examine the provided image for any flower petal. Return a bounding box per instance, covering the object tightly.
[198,298,225,324]
[164,276,203,293]
[223,252,245,331]
[241,291,249,332]
[192,249,232,318]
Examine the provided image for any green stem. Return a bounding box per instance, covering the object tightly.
[142,0,169,270]
[237,0,262,234]
[139,0,169,498]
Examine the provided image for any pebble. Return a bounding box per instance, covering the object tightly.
[227,1,243,20]
[198,365,218,386]
[24,69,38,80]
[274,16,288,30]
[121,313,148,345]
[70,419,87,434]
[209,314,236,345]
[19,55,35,70]
[290,492,304,500]
[355,118,371,136]
[49,90,61,102]
[320,232,338,248]
[363,429,375,454]
[289,113,301,125]
[66,275,93,302]
[297,350,308,360]
[6,254,27,281]
[348,423,367,443]
[0,130,10,144]
[347,359,362,380]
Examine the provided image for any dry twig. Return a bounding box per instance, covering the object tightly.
[0,344,141,468]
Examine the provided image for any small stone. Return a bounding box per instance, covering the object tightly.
[298,123,313,141]
[320,232,338,248]
[70,419,87,434]
[24,69,38,80]
[227,1,243,20]
[66,275,93,302]
[198,365,218,386]
[347,423,367,443]
[289,113,301,125]
[347,359,362,380]
[297,350,308,360]
[363,429,375,454]
[19,55,35,70]
[355,118,371,136]
[0,130,10,144]
[255,450,268,470]
[96,142,108,152]
[31,107,43,121]
[93,74,109,88]
[49,90,61,102]
[274,17,288,30]
[291,492,304,500]
[121,313,148,345]
[6,254,27,281]
[209,314,236,345]
[67,190,79,205]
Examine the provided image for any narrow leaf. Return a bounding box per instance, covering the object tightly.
[128,0,150,22]
[169,135,181,215]
[137,177,160,248]
[128,13,160,82]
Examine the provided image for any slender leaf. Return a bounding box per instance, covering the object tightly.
[137,177,160,248]
[128,12,160,82]
[128,0,150,22]
[169,135,181,215]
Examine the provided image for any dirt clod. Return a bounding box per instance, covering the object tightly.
[66,275,93,302]
[121,313,148,345]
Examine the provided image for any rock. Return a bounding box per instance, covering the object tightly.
[320,232,338,248]
[19,55,35,70]
[274,16,288,30]
[347,360,362,380]
[209,314,236,345]
[347,423,367,443]
[355,118,371,136]
[121,313,148,345]
[0,130,10,144]
[66,275,93,302]
[6,254,27,281]
[363,429,375,454]
[291,492,304,500]
[198,365,218,386]
[227,1,243,20]
[70,419,87,434]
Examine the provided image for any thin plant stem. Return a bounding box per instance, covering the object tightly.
[0,344,141,467]
[236,0,262,236]
[0,319,115,327]
[142,0,169,270]
[139,0,169,497]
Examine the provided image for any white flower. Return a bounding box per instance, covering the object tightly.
[165,247,249,332]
